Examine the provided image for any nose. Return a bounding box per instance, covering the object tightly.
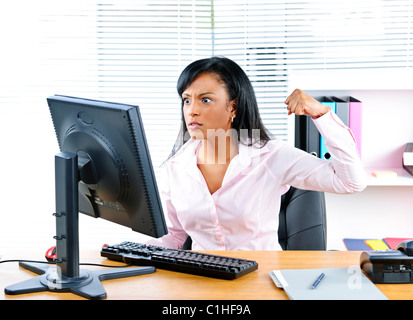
[185,100,200,117]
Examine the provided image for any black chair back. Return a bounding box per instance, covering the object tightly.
[278,187,327,250]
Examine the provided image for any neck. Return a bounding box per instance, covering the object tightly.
[198,133,238,165]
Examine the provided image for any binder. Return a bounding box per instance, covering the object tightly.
[342,96,362,158]
[316,96,336,160]
[343,238,371,251]
[344,238,413,251]
[384,237,413,249]
[365,239,389,250]
[294,115,320,157]
[294,94,361,161]
[331,96,349,126]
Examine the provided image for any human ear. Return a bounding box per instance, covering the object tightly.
[229,99,237,118]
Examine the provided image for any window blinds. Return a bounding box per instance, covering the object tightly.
[94,1,214,171]
[213,1,290,140]
[3,0,411,170]
[213,0,413,140]
[94,0,413,167]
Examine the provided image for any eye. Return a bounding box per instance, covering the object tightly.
[201,97,212,104]
[182,97,190,105]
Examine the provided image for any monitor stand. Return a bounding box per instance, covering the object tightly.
[4,152,155,300]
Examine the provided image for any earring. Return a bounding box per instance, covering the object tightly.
[231,115,235,123]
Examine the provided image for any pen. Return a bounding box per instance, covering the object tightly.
[311,272,325,289]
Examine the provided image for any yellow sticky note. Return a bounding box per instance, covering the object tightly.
[365,240,390,250]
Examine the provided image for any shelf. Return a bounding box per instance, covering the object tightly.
[365,167,413,186]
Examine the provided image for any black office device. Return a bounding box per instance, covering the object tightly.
[294,114,319,157]
[101,241,258,280]
[5,95,168,299]
[360,240,413,284]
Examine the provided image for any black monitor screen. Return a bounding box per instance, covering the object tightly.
[48,95,168,238]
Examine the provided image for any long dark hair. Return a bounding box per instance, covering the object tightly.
[170,56,272,157]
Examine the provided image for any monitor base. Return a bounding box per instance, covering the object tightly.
[5,261,155,300]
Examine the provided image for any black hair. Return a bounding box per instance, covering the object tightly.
[171,56,272,157]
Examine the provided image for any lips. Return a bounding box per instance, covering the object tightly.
[188,121,202,129]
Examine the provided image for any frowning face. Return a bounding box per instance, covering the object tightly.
[182,72,236,141]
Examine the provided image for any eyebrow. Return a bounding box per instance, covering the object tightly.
[182,92,217,97]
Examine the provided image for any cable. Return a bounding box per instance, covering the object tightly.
[0,259,132,268]
[81,262,133,268]
[0,259,55,265]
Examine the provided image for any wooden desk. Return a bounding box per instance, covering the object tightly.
[1,249,412,300]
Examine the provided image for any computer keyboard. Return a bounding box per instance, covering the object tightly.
[100,241,258,280]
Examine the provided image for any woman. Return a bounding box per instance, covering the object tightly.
[147,56,366,251]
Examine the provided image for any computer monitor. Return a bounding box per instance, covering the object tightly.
[5,95,168,299]
[49,95,167,237]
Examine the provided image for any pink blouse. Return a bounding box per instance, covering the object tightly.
[147,111,366,250]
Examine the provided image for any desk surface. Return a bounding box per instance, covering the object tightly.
[1,249,412,300]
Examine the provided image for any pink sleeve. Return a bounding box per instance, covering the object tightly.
[271,111,366,194]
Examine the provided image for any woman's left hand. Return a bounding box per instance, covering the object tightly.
[285,89,330,118]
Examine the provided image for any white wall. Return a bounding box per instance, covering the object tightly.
[326,187,413,250]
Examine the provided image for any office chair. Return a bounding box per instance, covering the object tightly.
[278,186,327,250]
[182,186,327,250]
